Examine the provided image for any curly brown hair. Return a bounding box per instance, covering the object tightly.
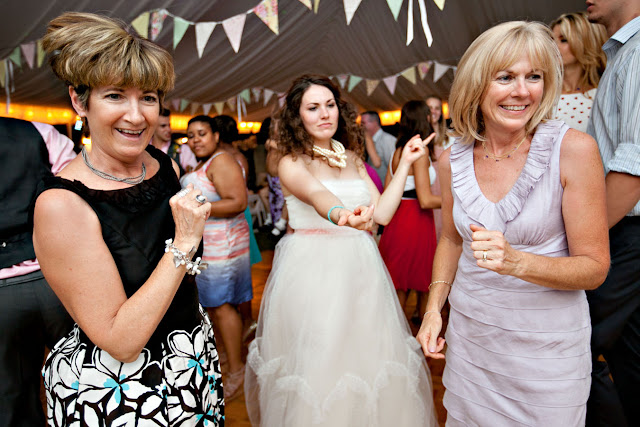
[276,74,364,160]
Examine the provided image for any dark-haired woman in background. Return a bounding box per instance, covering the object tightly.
[181,115,251,401]
[379,100,441,322]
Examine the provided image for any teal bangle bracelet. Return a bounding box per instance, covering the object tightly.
[327,205,344,225]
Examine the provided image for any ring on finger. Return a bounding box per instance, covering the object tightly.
[195,194,207,204]
[482,250,488,262]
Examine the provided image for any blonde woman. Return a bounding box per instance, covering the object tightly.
[417,21,609,425]
[551,11,607,132]
[34,13,223,425]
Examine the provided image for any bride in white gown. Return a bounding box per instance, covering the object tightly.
[245,75,438,427]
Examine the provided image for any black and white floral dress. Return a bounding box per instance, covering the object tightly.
[38,146,224,426]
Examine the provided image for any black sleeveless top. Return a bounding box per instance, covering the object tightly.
[36,145,202,355]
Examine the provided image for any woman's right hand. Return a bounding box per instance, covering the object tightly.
[416,312,446,359]
[399,133,435,166]
[336,204,375,231]
[169,184,211,249]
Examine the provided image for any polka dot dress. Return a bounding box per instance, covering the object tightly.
[553,88,597,133]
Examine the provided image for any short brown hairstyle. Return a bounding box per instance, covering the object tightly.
[43,12,175,109]
[448,21,562,144]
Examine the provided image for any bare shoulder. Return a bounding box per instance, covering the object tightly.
[35,188,98,228]
[559,128,604,183]
[560,128,599,155]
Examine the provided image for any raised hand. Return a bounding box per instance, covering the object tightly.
[169,183,211,249]
[469,224,520,276]
[399,133,435,166]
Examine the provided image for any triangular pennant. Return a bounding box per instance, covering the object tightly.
[195,22,216,58]
[222,14,247,53]
[190,102,201,115]
[9,47,21,68]
[343,0,363,25]
[366,79,379,96]
[202,103,213,115]
[452,66,457,76]
[150,9,168,41]
[417,0,433,47]
[227,97,236,111]
[298,0,312,9]
[254,0,279,35]
[263,88,275,106]
[239,89,251,103]
[433,62,449,82]
[278,93,286,108]
[170,98,180,111]
[0,61,5,89]
[36,40,45,67]
[336,74,348,89]
[131,12,150,38]
[20,42,36,69]
[383,75,398,94]
[434,0,445,10]
[214,102,225,115]
[386,0,403,20]
[179,99,189,112]
[417,61,431,79]
[400,67,416,85]
[347,75,362,92]
[251,88,262,102]
[173,16,191,50]
[314,0,320,14]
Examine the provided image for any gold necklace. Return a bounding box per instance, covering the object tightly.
[312,139,347,168]
[481,138,526,162]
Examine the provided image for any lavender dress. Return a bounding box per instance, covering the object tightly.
[444,120,591,426]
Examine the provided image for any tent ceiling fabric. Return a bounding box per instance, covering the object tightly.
[1,0,586,121]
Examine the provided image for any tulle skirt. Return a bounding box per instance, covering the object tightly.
[245,229,437,427]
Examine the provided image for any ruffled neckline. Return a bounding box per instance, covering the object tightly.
[47,145,176,213]
[450,120,565,228]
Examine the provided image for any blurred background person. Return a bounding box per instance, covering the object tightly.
[417,21,609,425]
[150,107,198,175]
[361,111,396,183]
[182,115,251,402]
[426,94,450,243]
[379,100,441,323]
[551,11,607,132]
[35,12,223,424]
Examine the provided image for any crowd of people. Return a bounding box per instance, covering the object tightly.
[1,0,639,426]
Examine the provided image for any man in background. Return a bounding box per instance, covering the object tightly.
[361,111,396,183]
[585,0,640,425]
[0,117,75,426]
[150,107,197,175]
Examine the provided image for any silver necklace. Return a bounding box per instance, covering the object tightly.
[81,147,146,185]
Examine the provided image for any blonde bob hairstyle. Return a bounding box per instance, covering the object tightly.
[448,21,562,144]
[43,12,175,109]
[550,12,607,94]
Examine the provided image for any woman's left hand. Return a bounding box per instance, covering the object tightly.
[469,224,521,276]
[399,133,435,166]
[337,204,375,231]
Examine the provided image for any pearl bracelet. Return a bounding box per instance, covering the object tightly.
[165,239,207,275]
[428,280,452,291]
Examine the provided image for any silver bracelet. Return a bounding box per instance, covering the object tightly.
[164,239,207,275]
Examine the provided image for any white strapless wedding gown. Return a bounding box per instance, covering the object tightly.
[245,179,437,427]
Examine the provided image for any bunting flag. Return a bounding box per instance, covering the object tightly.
[417,0,433,46]
[131,12,150,38]
[214,102,225,115]
[173,17,191,49]
[263,88,275,106]
[347,75,362,92]
[239,89,251,103]
[366,79,379,96]
[179,99,189,112]
[433,61,449,82]
[386,0,403,21]
[278,93,286,108]
[202,103,213,115]
[251,88,262,102]
[190,102,200,115]
[150,9,168,41]
[0,60,5,89]
[417,61,431,79]
[170,99,180,111]
[20,42,35,69]
[195,22,216,58]
[226,97,236,112]
[222,14,246,53]
[400,67,416,84]
[36,40,45,67]
[382,75,398,94]
[237,95,248,122]
[406,0,414,45]
[298,0,312,9]
[434,0,446,10]
[335,74,348,89]
[314,0,321,14]
[254,0,279,35]
[343,0,363,25]
[8,47,21,68]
